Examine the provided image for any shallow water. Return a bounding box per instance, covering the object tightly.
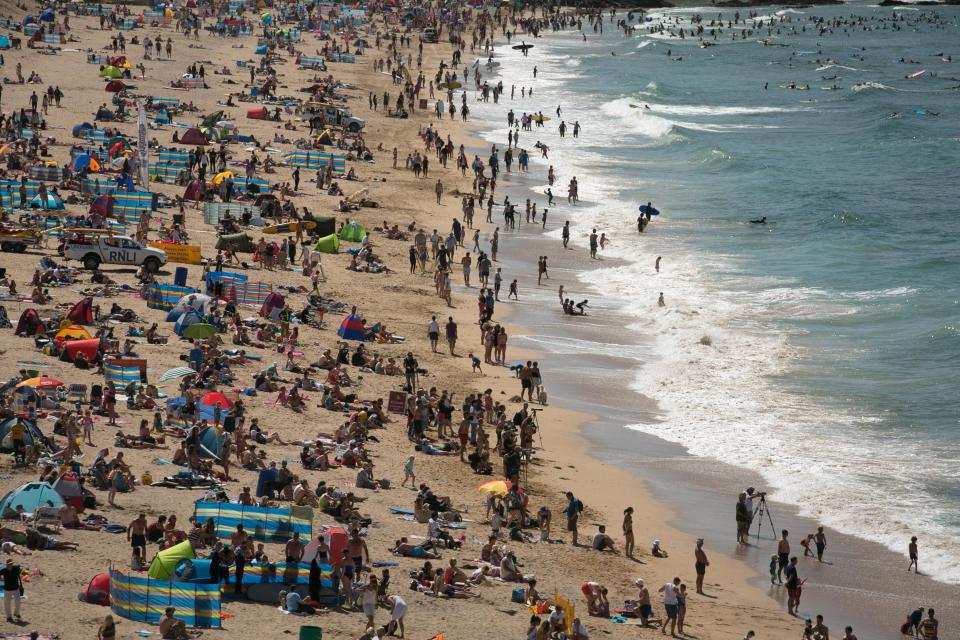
[467,2,960,584]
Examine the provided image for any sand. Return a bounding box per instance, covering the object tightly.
[0,4,810,640]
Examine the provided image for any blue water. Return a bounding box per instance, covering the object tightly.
[470,3,960,582]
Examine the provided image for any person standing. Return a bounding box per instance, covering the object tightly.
[562,221,570,248]
[128,513,147,568]
[814,527,827,562]
[427,316,440,352]
[694,538,709,595]
[435,179,444,204]
[2,557,23,623]
[919,608,938,640]
[564,491,582,546]
[908,536,919,573]
[445,317,457,356]
[784,556,800,616]
[659,576,681,636]
[777,530,791,583]
[622,507,635,559]
[589,229,598,259]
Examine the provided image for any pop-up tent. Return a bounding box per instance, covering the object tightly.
[166,293,212,322]
[72,122,95,137]
[67,297,95,325]
[0,418,46,453]
[30,192,66,210]
[54,324,92,344]
[78,572,111,606]
[15,308,44,336]
[174,310,203,336]
[337,313,366,341]
[313,233,339,254]
[339,221,366,242]
[0,481,64,518]
[246,106,268,120]
[180,128,209,145]
[258,292,285,318]
[61,338,101,363]
[70,154,102,173]
[52,471,85,512]
[100,66,123,79]
[197,424,225,458]
[89,194,115,216]
[183,179,205,201]
[147,540,195,579]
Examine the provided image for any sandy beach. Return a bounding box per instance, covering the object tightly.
[0,3,951,640]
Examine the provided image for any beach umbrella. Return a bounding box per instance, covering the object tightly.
[105,80,127,93]
[16,376,64,389]
[478,480,511,496]
[157,367,197,383]
[182,323,217,340]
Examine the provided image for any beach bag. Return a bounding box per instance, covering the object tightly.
[511,587,526,604]
[900,621,912,635]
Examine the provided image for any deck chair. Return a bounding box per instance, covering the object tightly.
[68,383,88,404]
[27,506,63,532]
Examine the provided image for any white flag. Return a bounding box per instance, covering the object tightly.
[136,99,150,190]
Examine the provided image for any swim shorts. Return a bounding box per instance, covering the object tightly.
[695,562,706,575]
[778,553,789,568]
[130,534,146,549]
[664,604,678,620]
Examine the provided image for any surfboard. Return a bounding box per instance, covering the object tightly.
[639,204,660,216]
[531,114,551,123]
[906,69,925,79]
[512,44,534,50]
[438,81,462,89]
[262,220,316,235]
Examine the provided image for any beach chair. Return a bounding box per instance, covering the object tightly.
[68,383,88,404]
[25,506,63,532]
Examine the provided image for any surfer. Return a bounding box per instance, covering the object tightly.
[655,256,662,273]
[749,216,767,224]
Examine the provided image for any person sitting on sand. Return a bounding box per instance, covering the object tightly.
[591,525,617,553]
[499,551,524,581]
[651,539,669,557]
[158,607,197,639]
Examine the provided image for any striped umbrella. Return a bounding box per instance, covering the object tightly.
[157,367,196,383]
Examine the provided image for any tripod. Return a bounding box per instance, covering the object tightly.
[753,495,776,540]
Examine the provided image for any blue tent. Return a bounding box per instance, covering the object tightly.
[0,481,64,518]
[40,8,56,21]
[22,15,37,25]
[0,418,46,452]
[197,425,224,459]
[72,122,94,137]
[30,192,66,210]
[116,173,135,191]
[174,310,203,336]
[0,36,11,49]
[70,154,99,173]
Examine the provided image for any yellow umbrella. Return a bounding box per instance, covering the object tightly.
[212,171,235,186]
[478,480,511,496]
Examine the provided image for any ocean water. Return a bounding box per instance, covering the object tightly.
[468,3,960,583]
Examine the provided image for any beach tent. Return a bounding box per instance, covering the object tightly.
[0,36,11,50]
[258,292,285,318]
[166,293,212,322]
[30,192,66,210]
[15,308,45,336]
[89,194,115,216]
[61,338,101,363]
[104,80,127,93]
[70,154,102,173]
[55,324,92,344]
[246,106,268,120]
[303,526,348,564]
[215,232,254,253]
[339,221,366,242]
[183,179,205,201]
[315,129,334,145]
[0,418,46,453]
[100,66,123,79]
[67,297,95,325]
[180,128,208,145]
[174,310,203,336]
[40,8,55,21]
[211,171,234,187]
[200,111,224,128]
[72,122,94,137]
[313,233,339,254]
[52,471,85,512]
[197,424,225,459]
[336,313,366,341]
[147,540,196,580]
[78,572,111,606]
[0,481,64,518]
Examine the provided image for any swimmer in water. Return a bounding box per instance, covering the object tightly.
[749,216,767,224]
[658,292,665,307]
[655,256,662,273]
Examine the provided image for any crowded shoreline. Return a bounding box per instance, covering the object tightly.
[0,2,952,640]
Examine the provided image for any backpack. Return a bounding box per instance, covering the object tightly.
[577,500,584,513]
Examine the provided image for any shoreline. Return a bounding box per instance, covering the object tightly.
[461,21,960,638]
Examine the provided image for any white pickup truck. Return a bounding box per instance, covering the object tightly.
[61,230,168,273]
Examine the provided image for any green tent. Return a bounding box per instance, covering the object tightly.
[183,323,217,339]
[147,540,195,580]
[100,66,123,79]
[313,233,339,254]
[201,111,224,128]
[216,232,254,253]
[339,222,366,242]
